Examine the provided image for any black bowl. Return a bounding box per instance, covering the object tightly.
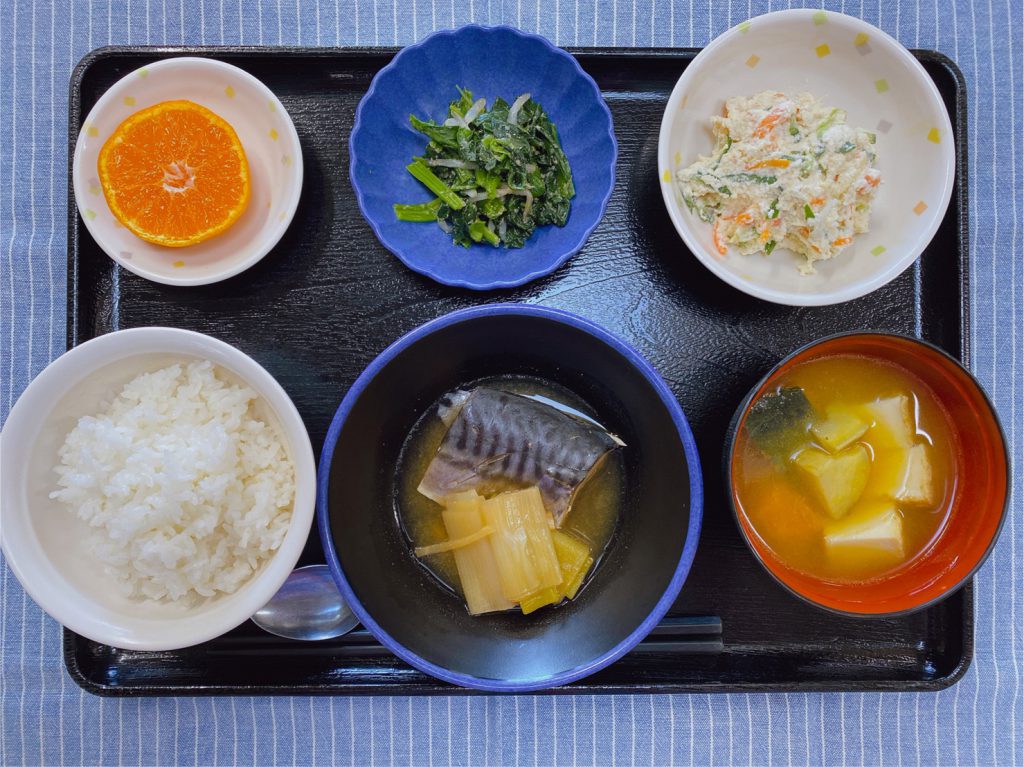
[317,304,703,691]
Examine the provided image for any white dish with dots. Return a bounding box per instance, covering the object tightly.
[658,10,955,306]
[72,57,303,286]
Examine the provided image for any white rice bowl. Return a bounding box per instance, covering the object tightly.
[0,327,316,651]
[50,360,295,603]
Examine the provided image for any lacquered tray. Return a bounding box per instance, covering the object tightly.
[65,46,970,696]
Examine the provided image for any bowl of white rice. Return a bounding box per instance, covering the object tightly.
[0,327,316,651]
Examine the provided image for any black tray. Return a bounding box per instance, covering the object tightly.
[65,46,970,696]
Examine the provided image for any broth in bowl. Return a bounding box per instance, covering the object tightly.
[728,333,1008,616]
[732,354,957,583]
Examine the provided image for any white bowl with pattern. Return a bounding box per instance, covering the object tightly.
[658,10,956,306]
[72,57,303,286]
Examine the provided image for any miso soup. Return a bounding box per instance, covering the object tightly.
[732,354,957,583]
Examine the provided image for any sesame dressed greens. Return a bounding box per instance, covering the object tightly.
[393,88,575,248]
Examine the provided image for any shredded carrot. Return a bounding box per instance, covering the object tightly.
[832,237,852,248]
[752,105,789,139]
[863,174,880,188]
[746,158,790,170]
[712,220,728,255]
[759,227,772,243]
[799,227,812,237]
[809,197,825,206]
[811,245,822,254]
[723,209,754,225]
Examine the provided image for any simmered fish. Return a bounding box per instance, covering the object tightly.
[417,387,624,526]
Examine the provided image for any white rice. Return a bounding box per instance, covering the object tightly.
[50,360,295,602]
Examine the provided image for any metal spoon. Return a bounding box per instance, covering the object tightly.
[252,564,360,641]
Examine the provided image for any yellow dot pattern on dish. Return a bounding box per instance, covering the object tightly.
[875,79,890,93]
[746,54,760,68]
[268,101,277,113]
[738,21,751,33]
[173,260,185,268]
[282,155,292,166]
[871,245,886,256]
[88,181,100,196]
[84,208,97,220]
[674,151,681,167]
[854,32,870,47]
[812,11,827,25]
[927,128,941,143]
[137,68,149,78]
[86,124,99,137]
[913,201,928,215]
[225,85,236,98]
[679,95,688,110]
[123,96,136,107]
[815,44,831,58]
[269,128,279,141]
[662,169,671,182]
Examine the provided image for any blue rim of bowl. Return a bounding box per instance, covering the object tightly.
[316,303,703,692]
[722,330,1011,619]
[348,25,618,291]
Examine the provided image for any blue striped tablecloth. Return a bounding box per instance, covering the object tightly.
[1,1,1020,765]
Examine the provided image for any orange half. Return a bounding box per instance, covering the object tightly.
[98,100,250,247]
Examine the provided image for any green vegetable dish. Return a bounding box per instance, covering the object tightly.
[393,88,575,248]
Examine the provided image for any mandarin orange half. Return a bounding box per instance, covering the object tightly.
[98,100,251,248]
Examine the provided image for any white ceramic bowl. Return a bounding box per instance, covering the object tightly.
[658,10,955,305]
[0,328,316,651]
[72,57,303,286]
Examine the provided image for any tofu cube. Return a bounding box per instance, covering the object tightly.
[868,443,936,507]
[824,501,905,557]
[864,395,916,449]
[896,443,935,506]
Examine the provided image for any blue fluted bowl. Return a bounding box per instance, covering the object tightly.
[349,25,617,290]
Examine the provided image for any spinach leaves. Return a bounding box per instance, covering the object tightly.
[393,88,575,248]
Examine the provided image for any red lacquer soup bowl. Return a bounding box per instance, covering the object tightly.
[725,333,1009,617]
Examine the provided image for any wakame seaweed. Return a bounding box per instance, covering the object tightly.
[393,87,575,248]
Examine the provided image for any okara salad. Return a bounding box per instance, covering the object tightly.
[394,88,575,248]
[677,91,881,274]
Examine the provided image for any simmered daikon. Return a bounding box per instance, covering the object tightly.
[518,529,595,614]
[439,491,513,615]
[413,485,599,616]
[482,487,563,602]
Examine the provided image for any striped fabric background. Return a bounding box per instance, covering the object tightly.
[1,1,1020,764]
